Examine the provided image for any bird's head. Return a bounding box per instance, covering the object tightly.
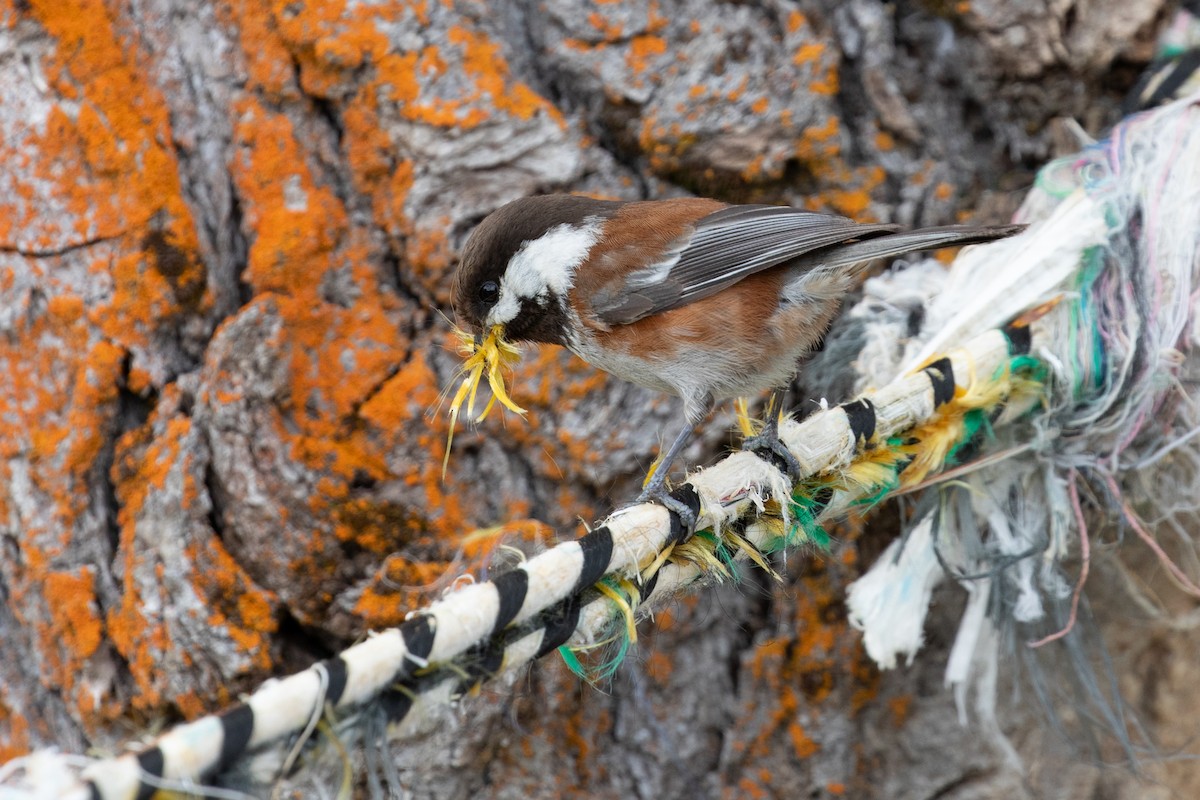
[451,194,621,346]
[442,194,620,475]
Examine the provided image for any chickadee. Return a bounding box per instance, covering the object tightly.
[451,194,1020,527]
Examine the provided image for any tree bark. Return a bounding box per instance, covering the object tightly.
[2,0,1195,796]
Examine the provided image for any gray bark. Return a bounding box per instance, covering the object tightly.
[1,0,1193,796]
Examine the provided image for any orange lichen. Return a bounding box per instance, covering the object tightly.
[788,721,819,758]
[187,533,278,674]
[564,706,611,780]
[793,41,825,66]
[825,188,872,217]
[240,0,562,143]
[106,417,185,709]
[333,497,425,555]
[450,25,561,126]
[809,66,839,96]
[586,11,624,40]
[223,92,430,592]
[643,650,673,685]
[646,1,668,33]
[790,119,890,219]
[733,776,768,800]
[359,354,439,432]
[232,102,348,292]
[2,0,911,765]
[406,224,455,296]
[561,37,597,53]
[797,115,840,154]
[173,690,208,721]
[43,570,103,661]
[0,0,208,720]
[741,153,772,182]
[720,533,880,791]
[627,34,667,73]
[888,694,912,726]
[726,75,749,103]
[0,703,30,763]
[24,0,206,316]
[353,557,456,627]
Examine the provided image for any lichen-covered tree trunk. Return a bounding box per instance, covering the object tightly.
[2,0,1196,796]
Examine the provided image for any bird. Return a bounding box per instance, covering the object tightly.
[450,194,1022,529]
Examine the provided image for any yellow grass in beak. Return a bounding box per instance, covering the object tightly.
[443,324,526,477]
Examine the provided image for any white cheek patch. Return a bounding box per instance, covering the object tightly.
[487,220,601,326]
[488,290,522,326]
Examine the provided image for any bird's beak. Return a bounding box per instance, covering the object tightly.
[462,325,523,416]
[443,322,527,478]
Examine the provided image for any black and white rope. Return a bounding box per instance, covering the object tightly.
[48,311,1045,800]
[10,90,1195,800]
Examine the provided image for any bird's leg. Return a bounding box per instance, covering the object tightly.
[635,420,699,532]
[742,390,802,481]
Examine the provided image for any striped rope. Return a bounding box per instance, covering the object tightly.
[11,90,1193,800]
[61,310,1046,800]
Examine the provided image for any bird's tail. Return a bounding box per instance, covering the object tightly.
[801,224,1026,273]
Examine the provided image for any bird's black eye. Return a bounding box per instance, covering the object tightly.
[478,280,500,306]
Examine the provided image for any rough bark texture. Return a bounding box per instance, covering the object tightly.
[1,0,1195,797]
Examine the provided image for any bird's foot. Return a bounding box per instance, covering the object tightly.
[743,423,802,482]
[634,471,699,535]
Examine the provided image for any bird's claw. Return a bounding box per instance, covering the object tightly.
[743,427,802,482]
[634,474,698,534]
[635,487,699,534]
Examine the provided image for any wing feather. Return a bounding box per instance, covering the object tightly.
[594,205,898,325]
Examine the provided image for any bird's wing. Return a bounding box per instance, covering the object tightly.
[592,205,899,326]
[593,204,1022,325]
